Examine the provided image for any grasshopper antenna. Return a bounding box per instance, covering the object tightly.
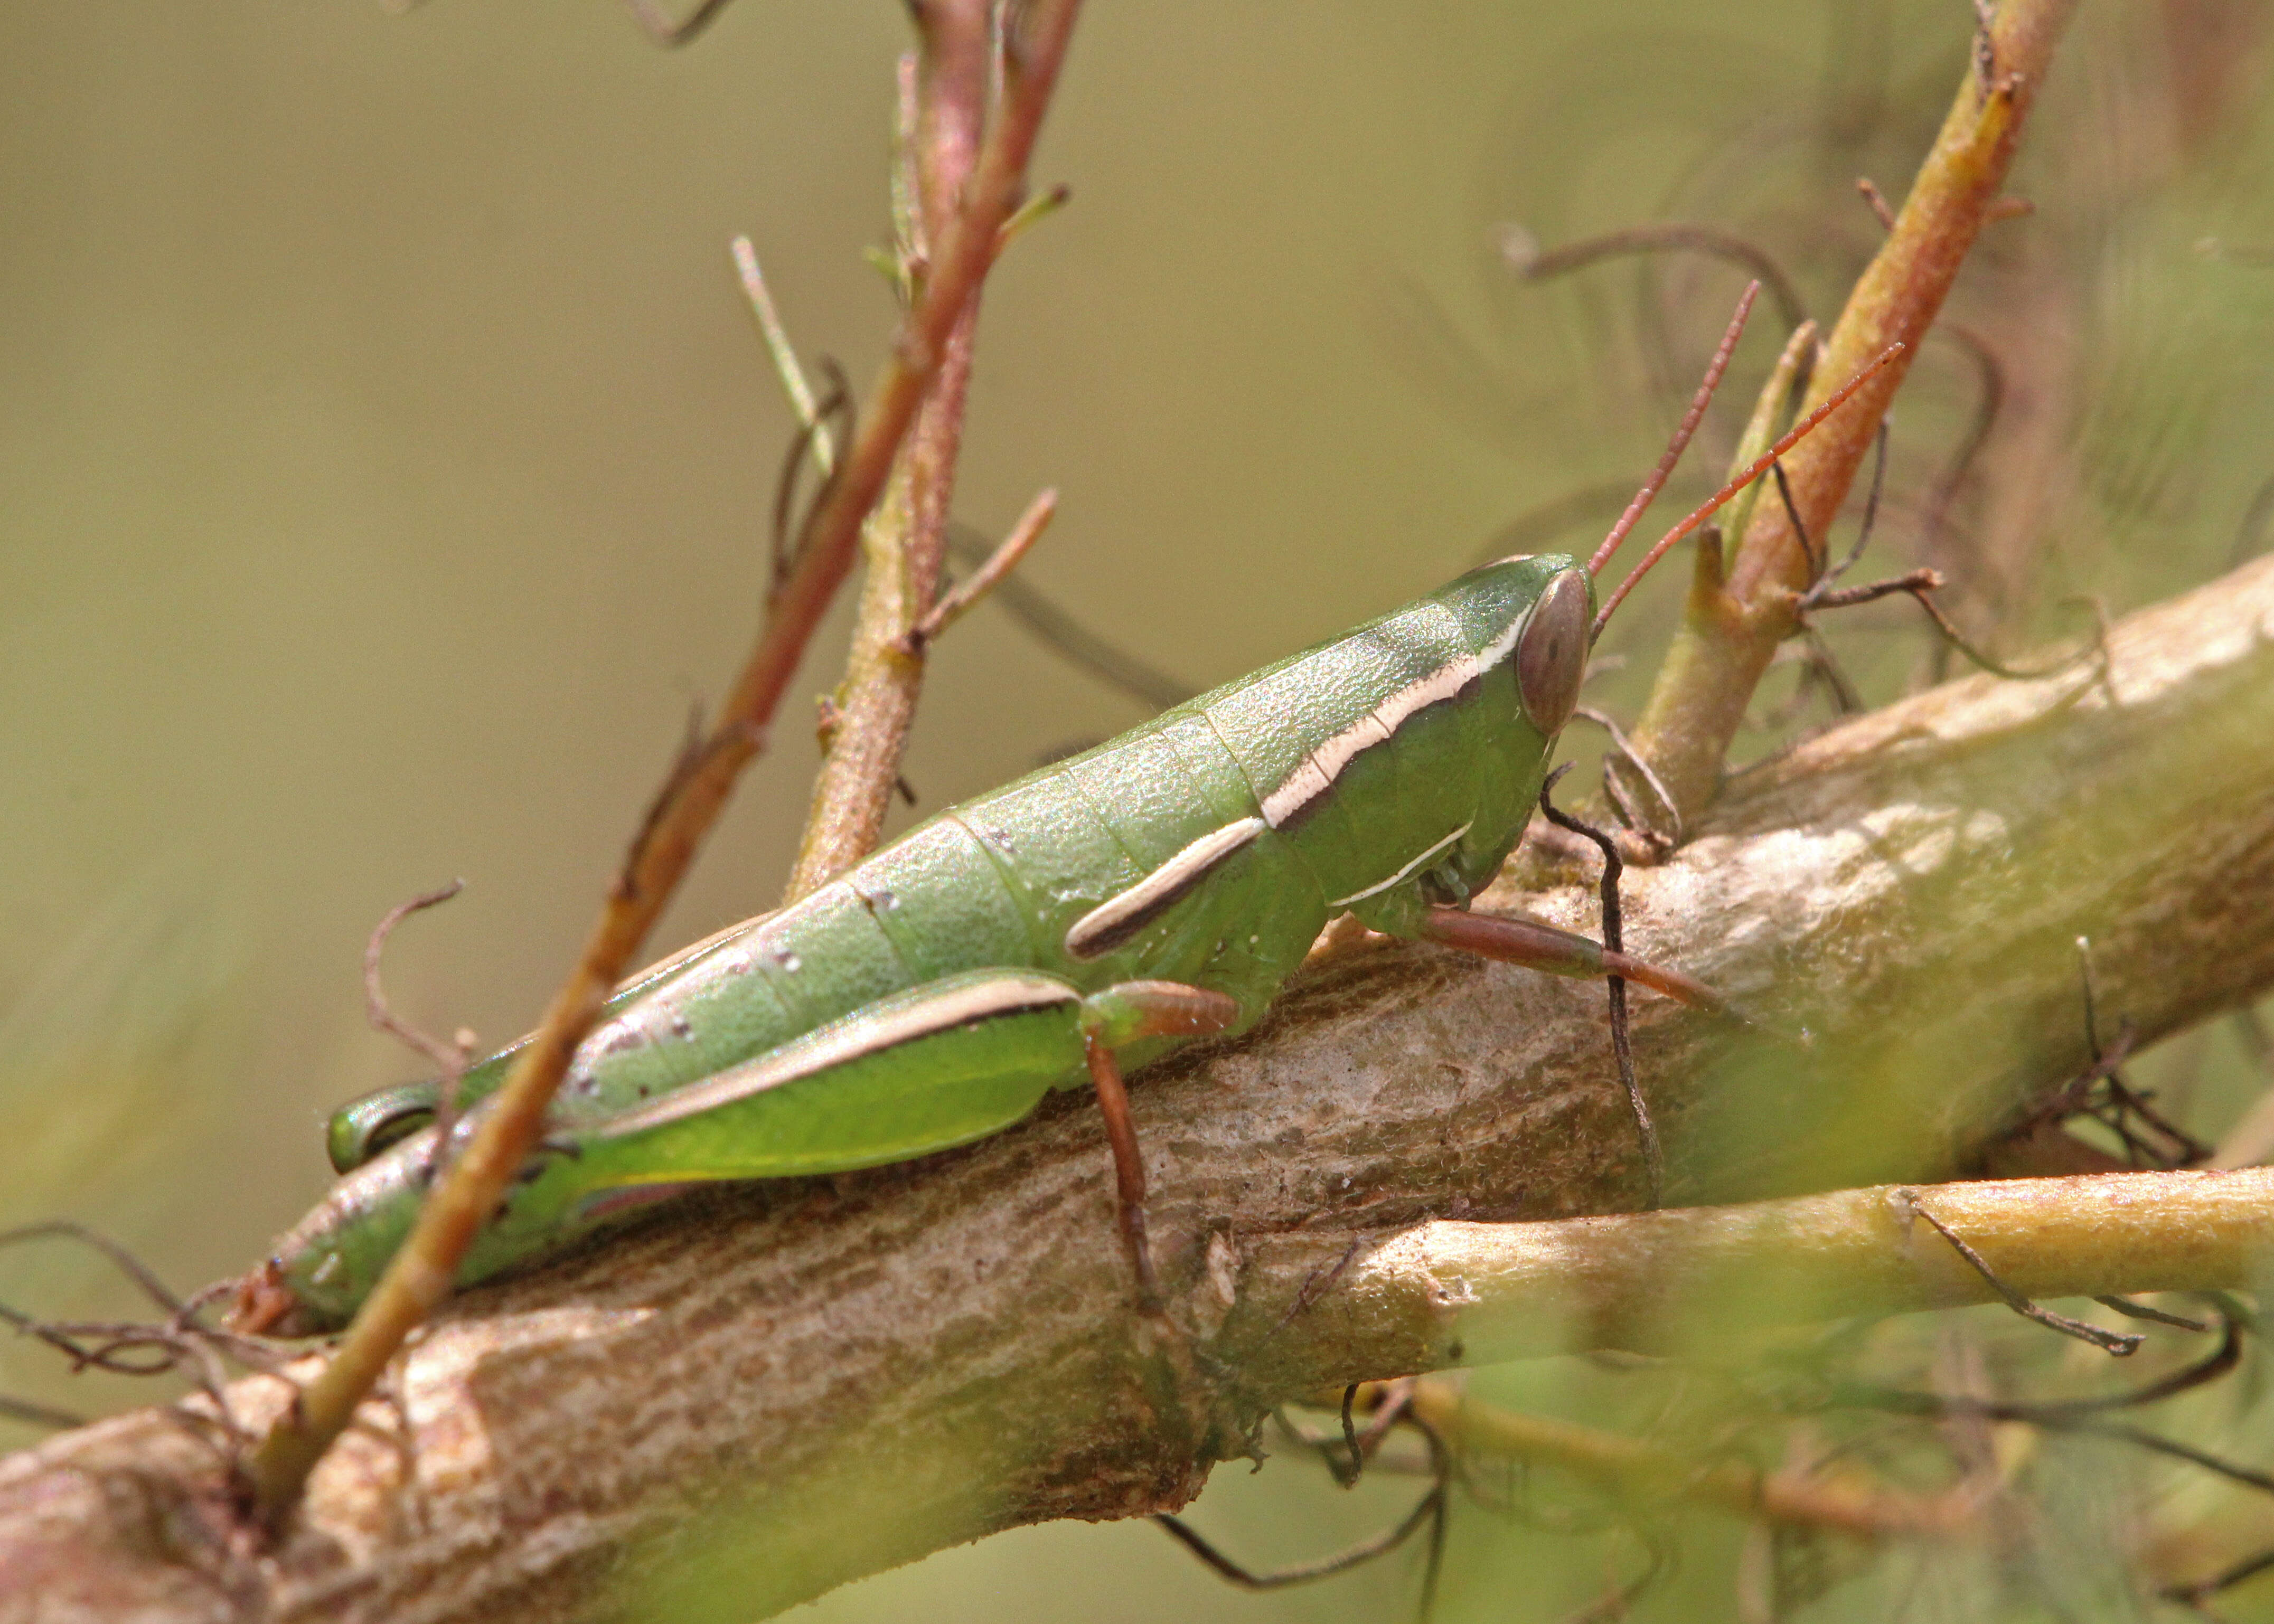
[1591,341,1907,639]
[1586,280,1760,582]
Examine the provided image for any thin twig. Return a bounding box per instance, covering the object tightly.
[361,882,475,1148]
[1153,1419,1447,1593]
[1263,1380,1414,1488]
[2164,1543,2274,1607]
[2073,1423,2274,1496]
[1573,706,1684,845]
[1800,566,2111,689]
[1622,0,2079,823]
[783,6,1002,901]
[1505,221,1809,334]
[361,882,469,1077]
[0,1222,184,1318]
[1914,323,2006,587]
[1701,321,1820,580]
[998,182,1072,250]
[1801,420,1890,601]
[1405,1379,1971,1540]
[1770,460,1819,582]
[769,366,851,591]
[1152,1489,1442,1591]
[731,235,836,476]
[0,1222,316,1455]
[1856,176,1898,231]
[1267,1236,1366,1342]
[905,488,1058,650]
[236,0,1089,1523]
[2094,1296,2210,1332]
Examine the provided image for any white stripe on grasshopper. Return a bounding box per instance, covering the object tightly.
[1260,604,1536,830]
[1063,816,1268,960]
[1301,710,1395,800]
[591,972,1083,1139]
[1328,819,1473,909]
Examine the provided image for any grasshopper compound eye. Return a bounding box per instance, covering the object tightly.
[1515,567,1589,737]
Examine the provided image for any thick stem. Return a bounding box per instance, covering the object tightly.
[1340,1169,2274,1373]
[6,554,2271,1623]
[1624,0,2078,823]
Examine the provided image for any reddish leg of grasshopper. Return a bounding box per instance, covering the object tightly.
[1418,907,1728,1016]
[1081,981,1242,1309]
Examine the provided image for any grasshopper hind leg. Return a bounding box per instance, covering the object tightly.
[1416,907,1727,1014]
[529,970,1239,1310]
[1079,981,1242,1310]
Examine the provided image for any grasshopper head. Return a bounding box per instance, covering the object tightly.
[1454,551,1596,750]
[1504,559,1591,742]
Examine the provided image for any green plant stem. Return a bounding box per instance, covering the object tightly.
[1345,1169,2274,1373]
[785,4,992,902]
[1624,0,2077,824]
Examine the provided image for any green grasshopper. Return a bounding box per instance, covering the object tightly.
[235,304,1894,1337]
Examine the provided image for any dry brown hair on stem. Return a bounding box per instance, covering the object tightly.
[1622,0,2078,827]
[1505,221,1810,337]
[232,0,1087,1523]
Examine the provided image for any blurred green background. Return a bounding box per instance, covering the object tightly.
[4,1,2272,1618]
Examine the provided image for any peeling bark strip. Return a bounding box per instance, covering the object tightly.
[4,556,2273,1622]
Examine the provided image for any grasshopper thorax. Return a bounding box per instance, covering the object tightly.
[1246,552,1592,939]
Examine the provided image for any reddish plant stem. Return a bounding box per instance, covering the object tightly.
[785,3,992,901]
[238,0,1085,1522]
[1623,0,2076,824]
[908,487,1060,648]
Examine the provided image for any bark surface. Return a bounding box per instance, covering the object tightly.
[4,556,2272,1623]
